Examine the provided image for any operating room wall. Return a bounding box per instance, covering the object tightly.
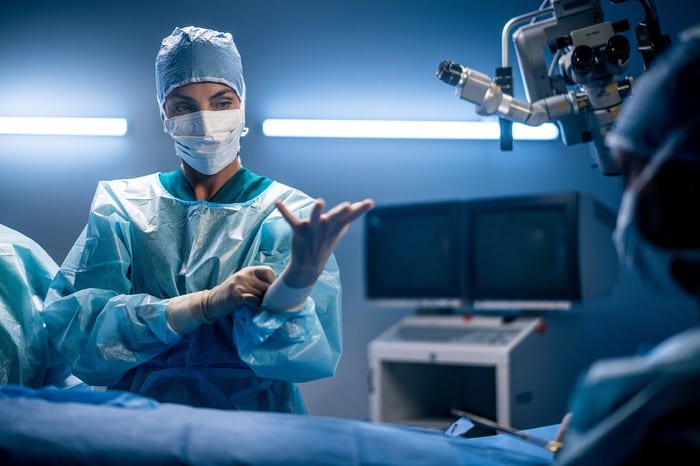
[1,0,699,421]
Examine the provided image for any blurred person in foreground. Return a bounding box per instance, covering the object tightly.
[556,25,700,466]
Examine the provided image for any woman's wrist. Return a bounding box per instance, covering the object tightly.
[280,263,321,289]
[262,272,314,312]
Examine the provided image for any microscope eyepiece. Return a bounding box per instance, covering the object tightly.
[437,60,464,86]
[606,35,630,65]
[571,45,595,74]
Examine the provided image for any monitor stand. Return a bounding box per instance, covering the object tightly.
[368,314,580,431]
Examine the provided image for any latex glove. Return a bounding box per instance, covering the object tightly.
[275,198,375,289]
[167,265,276,334]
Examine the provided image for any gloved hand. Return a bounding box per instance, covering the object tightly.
[167,265,277,335]
[275,198,374,289]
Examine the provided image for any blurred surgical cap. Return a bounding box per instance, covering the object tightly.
[606,26,700,165]
[155,26,246,110]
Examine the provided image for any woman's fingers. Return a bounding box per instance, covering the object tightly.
[276,198,374,232]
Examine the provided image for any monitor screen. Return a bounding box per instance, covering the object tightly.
[364,193,603,310]
[464,193,580,302]
[364,202,464,303]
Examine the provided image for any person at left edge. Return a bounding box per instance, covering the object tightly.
[0,224,80,389]
[43,25,374,413]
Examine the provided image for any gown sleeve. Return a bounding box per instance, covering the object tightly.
[233,196,343,383]
[43,186,180,387]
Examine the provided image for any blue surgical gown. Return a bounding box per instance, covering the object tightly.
[0,224,71,387]
[43,168,342,413]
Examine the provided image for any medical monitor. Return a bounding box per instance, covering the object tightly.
[463,192,617,310]
[465,193,576,306]
[365,192,618,311]
[364,201,465,307]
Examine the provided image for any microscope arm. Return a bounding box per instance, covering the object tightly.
[449,62,577,126]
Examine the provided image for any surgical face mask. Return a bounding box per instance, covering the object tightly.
[164,109,246,175]
[614,189,700,294]
[613,129,700,295]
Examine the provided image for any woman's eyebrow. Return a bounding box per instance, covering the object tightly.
[210,89,238,100]
[166,92,197,102]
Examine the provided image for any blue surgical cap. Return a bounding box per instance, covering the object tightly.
[155,26,246,110]
[606,26,700,165]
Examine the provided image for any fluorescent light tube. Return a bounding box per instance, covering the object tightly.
[262,119,558,140]
[0,117,128,136]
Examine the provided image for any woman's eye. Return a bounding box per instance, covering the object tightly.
[167,103,194,115]
[175,105,193,113]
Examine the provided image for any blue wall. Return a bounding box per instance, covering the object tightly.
[1,0,698,420]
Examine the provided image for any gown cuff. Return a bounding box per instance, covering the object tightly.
[262,277,313,312]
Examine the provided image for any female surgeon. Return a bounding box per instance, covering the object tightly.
[43,26,374,413]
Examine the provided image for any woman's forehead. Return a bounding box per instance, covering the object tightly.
[167,82,239,101]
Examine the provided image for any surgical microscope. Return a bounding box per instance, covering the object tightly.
[436,0,669,175]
